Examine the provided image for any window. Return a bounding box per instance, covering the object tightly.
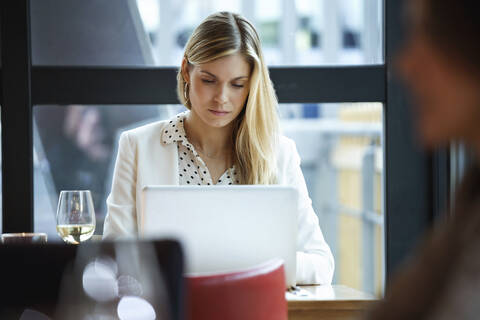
[28,0,386,295]
[29,0,383,67]
[280,102,384,293]
[2,0,437,296]
[34,102,384,294]
[136,0,383,66]
[33,104,169,236]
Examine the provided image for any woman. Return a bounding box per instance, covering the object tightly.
[367,0,480,318]
[103,12,334,285]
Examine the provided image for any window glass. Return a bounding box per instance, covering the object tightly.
[137,0,383,66]
[280,102,384,295]
[33,104,167,237]
[31,0,383,66]
[34,102,384,295]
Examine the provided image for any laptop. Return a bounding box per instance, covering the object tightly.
[140,185,298,288]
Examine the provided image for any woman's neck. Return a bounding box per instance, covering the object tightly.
[184,110,234,159]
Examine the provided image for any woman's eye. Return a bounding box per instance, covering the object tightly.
[201,79,214,84]
[232,83,244,88]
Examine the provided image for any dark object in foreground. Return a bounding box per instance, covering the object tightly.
[0,240,184,320]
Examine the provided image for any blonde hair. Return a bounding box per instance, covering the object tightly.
[177,12,279,184]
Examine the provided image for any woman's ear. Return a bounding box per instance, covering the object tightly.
[181,57,191,83]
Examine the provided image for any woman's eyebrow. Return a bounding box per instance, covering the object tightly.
[200,70,248,80]
[200,70,217,78]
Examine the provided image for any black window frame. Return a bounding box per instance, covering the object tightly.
[1,0,447,282]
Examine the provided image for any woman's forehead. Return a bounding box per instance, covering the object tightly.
[194,54,251,79]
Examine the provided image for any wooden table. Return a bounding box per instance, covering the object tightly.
[287,285,377,320]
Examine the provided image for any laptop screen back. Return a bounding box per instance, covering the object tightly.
[141,185,297,287]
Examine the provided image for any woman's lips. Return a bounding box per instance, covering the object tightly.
[208,109,230,116]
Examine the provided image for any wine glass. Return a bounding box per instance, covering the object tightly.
[56,190,96,244]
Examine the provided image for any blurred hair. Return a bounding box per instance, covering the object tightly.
[423,0,480,76]
[177,12,278,185]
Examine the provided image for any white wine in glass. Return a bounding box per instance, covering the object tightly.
[56,190,96,244]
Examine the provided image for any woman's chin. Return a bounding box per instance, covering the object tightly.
[202,116,234,129]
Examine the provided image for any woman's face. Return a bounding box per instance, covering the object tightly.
[183,53,251,130]
[397,0,480,148]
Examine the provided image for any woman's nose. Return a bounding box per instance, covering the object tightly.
[214,85,228,104]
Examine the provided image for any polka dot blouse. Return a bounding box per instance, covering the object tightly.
[161,112,239,186]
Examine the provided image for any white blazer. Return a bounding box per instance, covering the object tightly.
[103,119,335,285]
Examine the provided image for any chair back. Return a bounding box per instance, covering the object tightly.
[186,259,287,320]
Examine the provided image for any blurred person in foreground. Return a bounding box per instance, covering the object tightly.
[367,0,480,319]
